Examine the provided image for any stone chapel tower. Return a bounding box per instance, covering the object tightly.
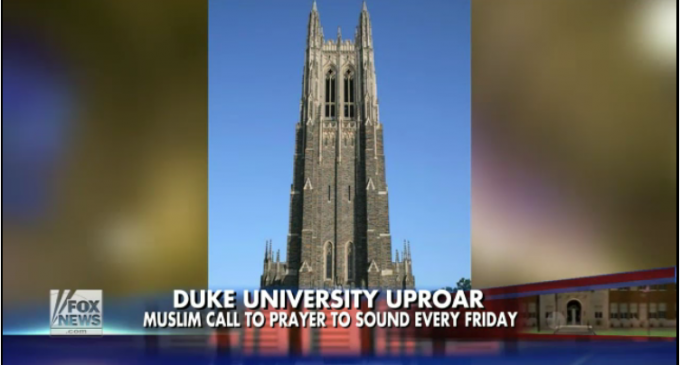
[261,1,415,290]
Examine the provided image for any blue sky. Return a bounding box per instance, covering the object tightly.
[209,0,470,290]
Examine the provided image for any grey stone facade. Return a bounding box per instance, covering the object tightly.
[261,2,415,290]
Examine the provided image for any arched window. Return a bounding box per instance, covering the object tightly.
[346,242,355,282]
[325,242,333,280]
[343,69,355,118]
[324,69,336,118]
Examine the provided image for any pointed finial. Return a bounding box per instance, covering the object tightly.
[312,0,317,12]
[362,0,368,12]
[276,249,280,263]
[337,26,342,39]
[396,250,400,262]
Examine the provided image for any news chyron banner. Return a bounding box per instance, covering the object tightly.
[47,288,520,337]
[143,290,518,331]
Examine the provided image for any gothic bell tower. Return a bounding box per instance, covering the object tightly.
[261,1,415,290]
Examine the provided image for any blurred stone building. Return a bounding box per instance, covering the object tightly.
[520,284,677,330]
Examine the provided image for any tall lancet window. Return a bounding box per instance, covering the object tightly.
[324,69,336,118]
[347,242,355,282]
[325,242,333,280]
[343,69,356,118]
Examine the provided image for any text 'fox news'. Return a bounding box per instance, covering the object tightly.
[50,289,103,336]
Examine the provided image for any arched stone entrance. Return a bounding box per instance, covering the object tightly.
[566,300,582,325]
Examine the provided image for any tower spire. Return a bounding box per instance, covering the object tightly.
[362,0,368,12]
[307,0,322,48]
[356,0,377,123]
[357,0,372,48]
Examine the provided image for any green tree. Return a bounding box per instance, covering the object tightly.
[456,278,472,291]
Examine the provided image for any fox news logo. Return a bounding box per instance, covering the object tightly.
[50,290,103,336]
